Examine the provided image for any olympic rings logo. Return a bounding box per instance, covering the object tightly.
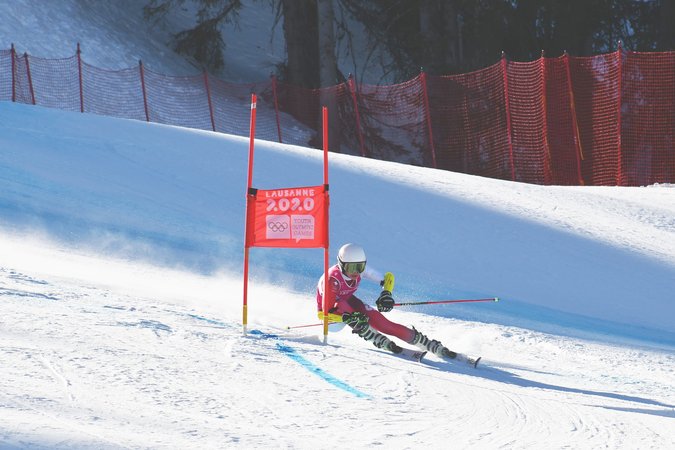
[268,221,289,232]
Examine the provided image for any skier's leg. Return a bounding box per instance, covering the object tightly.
[341,296,404,353]
[363,310,415,342]
[353,324,402,353]
[346,296,415,342]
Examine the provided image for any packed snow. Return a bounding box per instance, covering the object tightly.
[1,100,674,449]
[1,0,674,448]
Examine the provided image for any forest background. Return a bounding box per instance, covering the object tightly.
[144,0,675,88]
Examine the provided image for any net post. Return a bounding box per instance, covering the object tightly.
[139,60,149,122]
[420,70,438,169]
[204,71,216,131]
[271,74,283,143]
[77,43,84,113]
[501,52,515,181]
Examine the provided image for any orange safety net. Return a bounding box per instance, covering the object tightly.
[2,46,673,186]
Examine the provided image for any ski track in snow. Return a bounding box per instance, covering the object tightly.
[1,260,673,449]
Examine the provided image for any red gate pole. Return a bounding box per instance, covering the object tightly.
[564,51,584,185]
[139,60,150,122]
[203,70,216,131]
[420,70,438,168]
[10,44,16,102]
[322,106,331,343]
[271,75,283,143]
[501,52,515,181]
[77,43,84,113]
[242,93,257,335]
[347,74,366,157]
[24,53,35,105]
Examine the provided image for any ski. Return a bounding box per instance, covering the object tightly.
[450,353,481,368]
[440,347,481,368]
[394,347,427,362]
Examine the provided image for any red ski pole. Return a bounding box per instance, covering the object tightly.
[393,297,499,307]
[288,298,499,328]
[286,322,340,330]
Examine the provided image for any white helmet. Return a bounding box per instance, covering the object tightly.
[337,243,367,275]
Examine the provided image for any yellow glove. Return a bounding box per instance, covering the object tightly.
[380,272,395,293]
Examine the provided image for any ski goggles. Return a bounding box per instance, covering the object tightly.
[342,261,366,274]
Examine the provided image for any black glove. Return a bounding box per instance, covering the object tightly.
[376,290,395,312]
[342,311,369,333]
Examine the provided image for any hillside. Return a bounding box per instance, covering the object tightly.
[0,102,673,448]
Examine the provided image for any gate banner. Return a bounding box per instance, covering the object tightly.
[245,185,328,248]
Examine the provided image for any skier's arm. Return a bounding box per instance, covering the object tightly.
[316,310,344,322]
[376,272,395,312]
[376,290,395,312]
[317,274,341,321]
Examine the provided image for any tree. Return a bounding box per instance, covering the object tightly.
[419,0,463,74]
[656,0,675,51]
[143,0,243,73]
[277,0,320,88]
[317,0,338,88]
[144,0,674,83]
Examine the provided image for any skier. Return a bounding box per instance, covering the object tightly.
[316,243,479,366]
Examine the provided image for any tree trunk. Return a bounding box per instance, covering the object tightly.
[317,0,340,151]
[317,0,337,88]
[658,0,675,50]
[419,0,462,73]
[281,0,319,88]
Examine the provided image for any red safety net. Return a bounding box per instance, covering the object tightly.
[82,62,146,121]
[210,78,278,141]
[0,49,12,101]
[427,63,511,180]
[23,54,81,111]
[622,51,675,186]
[1,46,673,186]
[272,81,356,153]
[543,55,584,185]
[142,68,213,130]
[353,76,431,166]
[507,58,551,184]
[10,52,38,105]
[569,52,622,186]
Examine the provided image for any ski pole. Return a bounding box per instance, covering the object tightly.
[286,322,340,330]
[394,297,499,307]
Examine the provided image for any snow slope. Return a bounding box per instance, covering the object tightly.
[0,0,284,80]
[1,1,674,448]
[0,102,674,449]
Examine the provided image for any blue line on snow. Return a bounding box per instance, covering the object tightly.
[250,329,370,399]
[186,313,229,327]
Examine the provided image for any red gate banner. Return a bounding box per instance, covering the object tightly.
[245,185,328,248]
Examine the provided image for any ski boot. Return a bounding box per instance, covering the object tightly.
[358,324,403,354]
[356,324,426,362]
[344,312,402,354]
[412,327,480,367]
[441,348,481,368]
